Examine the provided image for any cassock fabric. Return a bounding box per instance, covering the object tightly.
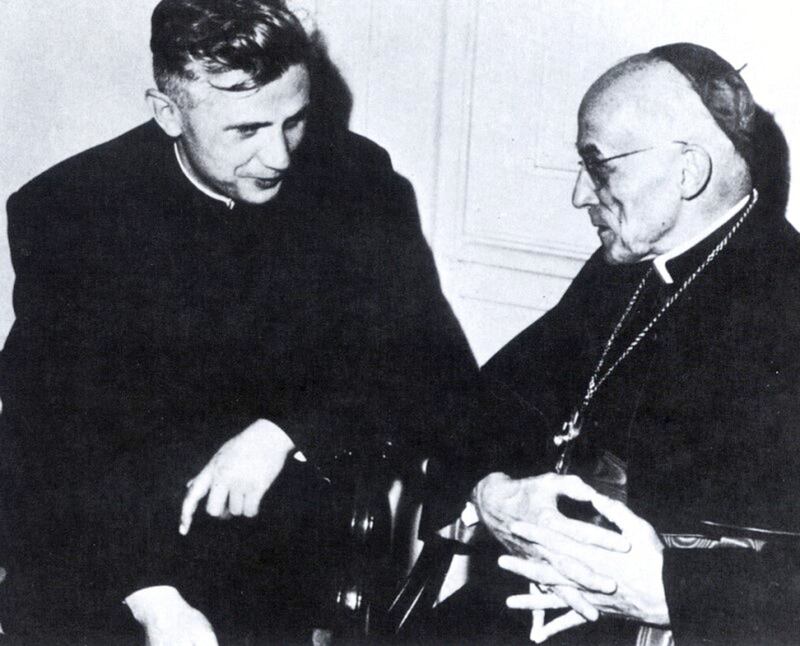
[0,120,477,642]
[428,192,800,645]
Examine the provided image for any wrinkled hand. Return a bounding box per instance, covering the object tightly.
[473,472,629,623]
[472,473,630,558]
[179,418,296,535]
[508,585,586,644]
[501,492,670,628]
[126,586,217,646]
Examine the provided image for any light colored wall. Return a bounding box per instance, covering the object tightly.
[2,1,799,365]
[0,1,159,339]
[428,0,800,363]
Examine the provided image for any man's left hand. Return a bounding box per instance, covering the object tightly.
[500,492,670,626]
[126,586,218,646]
[179,418,296,535]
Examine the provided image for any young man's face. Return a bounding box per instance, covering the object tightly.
[175,63,310,204]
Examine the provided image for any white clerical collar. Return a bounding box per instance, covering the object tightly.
[174,143,235,210]
[652,190,755,284]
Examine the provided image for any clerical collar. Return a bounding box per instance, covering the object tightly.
[173,143,235,210]
[652,190,754,284]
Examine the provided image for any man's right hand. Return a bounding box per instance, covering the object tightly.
[125,586,218,646]
[179,418,296,535]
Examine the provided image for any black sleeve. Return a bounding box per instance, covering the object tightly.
[660,348,800,644]
[419,254,654,537]
[663,544,800,645]
[2,187,246,609]
[418,256,615,534]
[269,141,480,475]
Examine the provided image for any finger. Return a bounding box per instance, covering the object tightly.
[507,592,569,610]
[180,469,213,535]
[534,543,617,594]
[552,586,600,622]
[498,555,578,589]
[228,489,245,516]
[243,489,263,518]
[531,608,588,643]
[511,517,630,552]
[187,608,218,646]
[193,627,219,646]
[146,629,192,646]
[499,551,616,595]
[494,531,549,560]
[196,613,219,646]
[205,483,229,517]
[531,608,545,642]
[588,494,643,536]
[550,474,600,502]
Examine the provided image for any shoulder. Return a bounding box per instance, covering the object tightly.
[482,249,635,387]
[8,121,168,214]
[736,207,800,295]
[298,128,398,192]
[291,129,417,241]
[335,130,393,171]
[482,252,603,372]
[747,217,800,324]
[335,132,416,216]
[6,121,171,267]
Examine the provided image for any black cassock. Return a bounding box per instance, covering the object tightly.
[429,187,800,645]
[0,121,477,642]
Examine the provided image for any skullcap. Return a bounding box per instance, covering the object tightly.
[650,43,755,168]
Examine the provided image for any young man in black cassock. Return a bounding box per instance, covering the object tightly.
[0,1,476,643]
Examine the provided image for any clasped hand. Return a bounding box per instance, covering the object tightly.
[179,418,296,535]
[472,473,669,638]
[126,586,217,646]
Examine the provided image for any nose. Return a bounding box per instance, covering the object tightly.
[256,129,291,172]
[572,166,599,209]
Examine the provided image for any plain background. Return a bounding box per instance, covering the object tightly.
[2,0,798,363]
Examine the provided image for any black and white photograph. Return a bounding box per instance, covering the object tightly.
[1,1,799,644]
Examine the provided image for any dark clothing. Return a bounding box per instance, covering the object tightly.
[0,121,477,641]
[435,194,800,644]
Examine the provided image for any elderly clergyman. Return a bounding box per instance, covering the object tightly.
[427,43,800,645]
[0,0,475,643]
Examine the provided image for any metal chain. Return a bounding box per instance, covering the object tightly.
[580,189,759,411]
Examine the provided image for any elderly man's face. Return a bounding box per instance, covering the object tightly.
[572,92,684,264]
[175,63,310,205]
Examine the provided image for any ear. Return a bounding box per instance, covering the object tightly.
[679,144,712,200]
[146,88,184,138]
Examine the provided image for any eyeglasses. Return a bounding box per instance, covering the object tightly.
[578,141,687,189]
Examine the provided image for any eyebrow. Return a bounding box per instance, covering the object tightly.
[223,104,309,131]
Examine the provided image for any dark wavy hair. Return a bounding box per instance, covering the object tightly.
[150,0,312,97]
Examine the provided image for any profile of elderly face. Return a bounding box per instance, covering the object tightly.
[572,60,735,264]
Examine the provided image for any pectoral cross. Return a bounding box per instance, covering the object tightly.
[553,409,582,474]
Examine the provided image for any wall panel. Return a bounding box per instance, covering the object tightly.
[428,0,800,364]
